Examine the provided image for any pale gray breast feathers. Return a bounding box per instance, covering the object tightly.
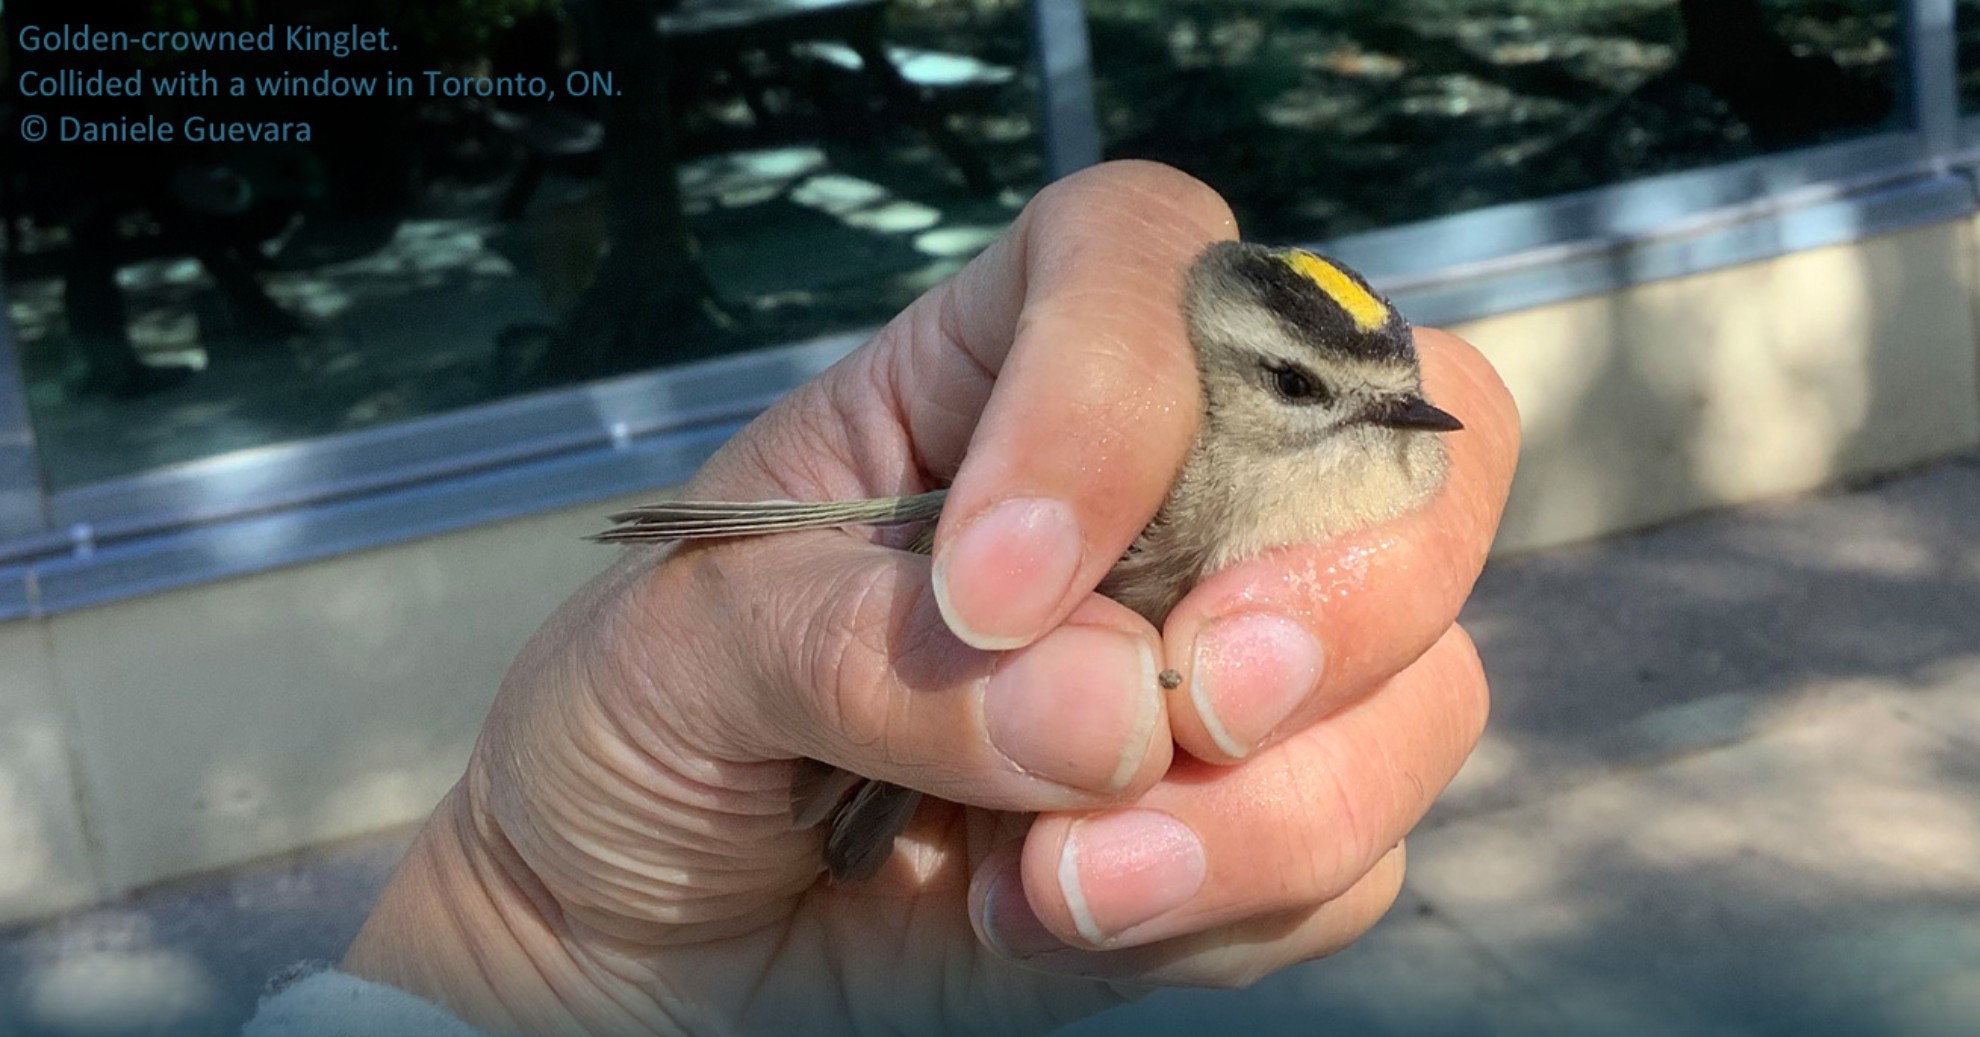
[1097,421,1446,627]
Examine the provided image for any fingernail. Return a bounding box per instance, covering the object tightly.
[986,626,1160,792]
[979,867,1068,959]
[933,497,1083,650]
[1188,613,1325,759]
[1059,809,1206,945]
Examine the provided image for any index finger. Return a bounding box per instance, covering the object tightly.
[919,161,1238,649]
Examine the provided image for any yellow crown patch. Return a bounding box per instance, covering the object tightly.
[1284,251,1390,333]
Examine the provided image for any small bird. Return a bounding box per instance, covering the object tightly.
[594,241,1463,881]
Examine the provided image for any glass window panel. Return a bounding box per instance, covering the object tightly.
[2,0,1042,489]
[1088,0,1903,242]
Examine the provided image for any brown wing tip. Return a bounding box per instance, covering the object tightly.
[826,836,893,883]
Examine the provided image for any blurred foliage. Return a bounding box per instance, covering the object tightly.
[884,0,1036,67]
[371,0,554,62]
[145,0,260,28]
[1958,0,1980,109]
[1058,0,1899,239]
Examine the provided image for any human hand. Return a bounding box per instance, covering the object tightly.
[342,160,1520,1036]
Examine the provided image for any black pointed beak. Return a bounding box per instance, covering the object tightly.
[1367,395,1464,432]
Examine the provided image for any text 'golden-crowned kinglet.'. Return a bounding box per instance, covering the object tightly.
[593,241,1463,882]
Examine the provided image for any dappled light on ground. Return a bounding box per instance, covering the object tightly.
[1064,455,1980,1036]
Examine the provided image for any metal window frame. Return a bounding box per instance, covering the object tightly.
[2,0,1974,621]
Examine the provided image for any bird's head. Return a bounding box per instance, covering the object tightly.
[1184,241,1462,459]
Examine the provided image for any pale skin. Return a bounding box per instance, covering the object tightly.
[343,161,1521,1036]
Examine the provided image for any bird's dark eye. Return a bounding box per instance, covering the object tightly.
[1265,361,1328,405]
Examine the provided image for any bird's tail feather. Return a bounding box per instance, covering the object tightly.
[591,490,948,543]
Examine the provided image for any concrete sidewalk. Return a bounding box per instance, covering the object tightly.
[7,454,1980,1037]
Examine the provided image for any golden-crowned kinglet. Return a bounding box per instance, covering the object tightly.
[594,241,1463,881]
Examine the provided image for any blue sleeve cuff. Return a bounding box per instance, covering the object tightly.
[242,964,494,1037]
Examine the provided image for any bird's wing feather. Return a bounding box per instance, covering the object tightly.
[825,780,923,883]
[592,490,948,543]
[790,757,867,829]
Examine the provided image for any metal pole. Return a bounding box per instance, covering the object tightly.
[1901,0,1960,156]
[1029,0,1103,179]
[0,272,49,541]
